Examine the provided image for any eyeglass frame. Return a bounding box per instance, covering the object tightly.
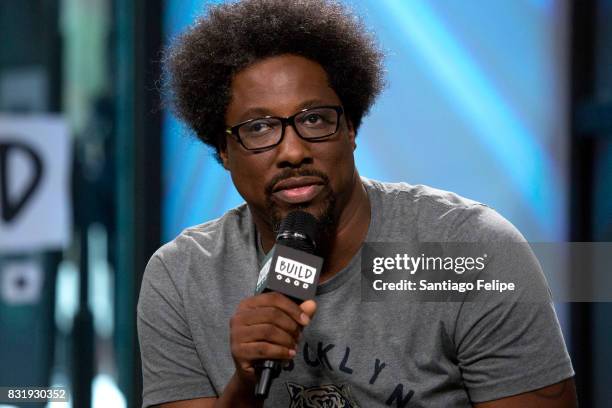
[224,105,345,151]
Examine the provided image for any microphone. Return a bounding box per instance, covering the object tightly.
[253,210,324,399]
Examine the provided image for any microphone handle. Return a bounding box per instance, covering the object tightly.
[254,360,281,399]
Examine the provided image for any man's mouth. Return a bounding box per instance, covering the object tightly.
[272,176,325,204]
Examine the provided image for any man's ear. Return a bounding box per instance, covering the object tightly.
[218,141,229,170]
[346,118,357,151]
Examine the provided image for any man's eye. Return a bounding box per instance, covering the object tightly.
[302,114,323,125]
[246,121,273,133]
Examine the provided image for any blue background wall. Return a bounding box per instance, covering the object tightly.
[162,0,569,245]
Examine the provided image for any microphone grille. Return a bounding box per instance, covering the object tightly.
[277,211,319,254]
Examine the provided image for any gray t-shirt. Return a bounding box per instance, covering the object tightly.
[137,178,573,407]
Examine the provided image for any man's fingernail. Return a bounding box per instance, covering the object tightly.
[300,313,310,325]
[289,349,296,357]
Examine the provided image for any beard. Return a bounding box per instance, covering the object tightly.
[264,168,337,238]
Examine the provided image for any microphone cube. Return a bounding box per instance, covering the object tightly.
[255,244,324,301]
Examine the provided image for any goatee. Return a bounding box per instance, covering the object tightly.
[265,169,337,238]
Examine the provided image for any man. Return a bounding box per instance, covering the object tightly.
[137,1,576,407]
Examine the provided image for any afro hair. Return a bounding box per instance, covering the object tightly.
[165,0,385,162]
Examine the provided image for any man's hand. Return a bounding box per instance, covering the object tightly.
[229,292,317,387]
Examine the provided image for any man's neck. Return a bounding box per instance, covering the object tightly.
[256,174,371,283]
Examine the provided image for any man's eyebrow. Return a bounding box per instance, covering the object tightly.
[237,107,273,121]
[299,99,332,110]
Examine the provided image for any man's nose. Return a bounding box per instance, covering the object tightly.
[275,124,313,168]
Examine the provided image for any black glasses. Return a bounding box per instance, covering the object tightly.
[225,106,344,151]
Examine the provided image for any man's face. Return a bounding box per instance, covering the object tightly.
[220,54,357,231]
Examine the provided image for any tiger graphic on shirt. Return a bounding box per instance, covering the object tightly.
[286,382,361,407]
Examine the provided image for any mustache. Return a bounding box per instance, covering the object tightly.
[265,168,330,196]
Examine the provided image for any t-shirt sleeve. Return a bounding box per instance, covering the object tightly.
[137,253,216,407]
[451,206,574,403]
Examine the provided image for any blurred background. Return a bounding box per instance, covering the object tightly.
[0,0,610,407]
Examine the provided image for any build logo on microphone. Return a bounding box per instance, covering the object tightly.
[255,244,323,300]
[275,256,316,289]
